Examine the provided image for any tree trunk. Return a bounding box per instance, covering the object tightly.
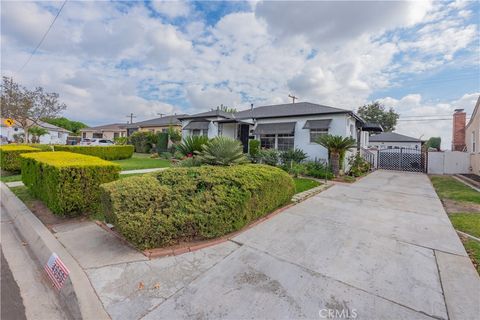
[330,152,340,177]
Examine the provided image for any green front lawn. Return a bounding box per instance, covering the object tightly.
[113,153,171,171]
[450,213,480,238]
[0,174,22,183]
[464,239,480,273]
[430,176,480,204]
[294,178,320,193]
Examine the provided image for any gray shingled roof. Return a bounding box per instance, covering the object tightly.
[81,123,127,131]
[127,115,186,128]
[235,102,350,119]
[369,132,421,142]
[177,110,235,120]
[178,102,352,121]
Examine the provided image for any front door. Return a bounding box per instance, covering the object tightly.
[239,124,250,153]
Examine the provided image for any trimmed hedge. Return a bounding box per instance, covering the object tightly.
[100,164,295,249]
[21,152,120,216]
[0,145,42,171]
[54,145,134,160]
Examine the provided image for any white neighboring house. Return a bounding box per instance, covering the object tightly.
[369,132,423,150]
[0,119,70,144]
[178,102,382,164]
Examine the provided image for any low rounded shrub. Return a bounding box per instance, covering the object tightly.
[100,164,295,249]
[21,151,120,216]
[54,145,134,160]
[0,145,42,171]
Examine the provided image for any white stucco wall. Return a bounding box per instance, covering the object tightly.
[0,126,68,144]
[253,113,352,161]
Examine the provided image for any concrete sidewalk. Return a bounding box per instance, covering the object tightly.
[82,170,480,320]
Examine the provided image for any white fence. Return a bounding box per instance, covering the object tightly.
[428,151,470,174]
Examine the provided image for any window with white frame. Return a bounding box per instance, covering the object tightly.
[260,134,275,149]
[277,133,294,151]
[310,129,328,143]
[191,129,207,137]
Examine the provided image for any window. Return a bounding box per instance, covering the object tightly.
[191,129,207,137]
[82,132,86,138]
[57,132,62,138]
[93,133,103,138]
[114,132,119,139]
[310,129,328,143]
[277,134,294,151]
[260,134,275,149]
[161,128,168,133]
[473,131,476,153]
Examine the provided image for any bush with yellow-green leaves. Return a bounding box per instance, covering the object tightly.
[100,164,294,249]
[0,145,42,171]
[54,145,134,160]
[21,151,120,216]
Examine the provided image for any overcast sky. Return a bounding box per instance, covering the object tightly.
[1,0,479,149]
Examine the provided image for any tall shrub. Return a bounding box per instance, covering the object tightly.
[248,139,260,162]
[0,145,41,171]
[100,165,294,249]
[156,132,169,154]
[130,131,156,153]
[21,152,120,216]
[53,145,134,160]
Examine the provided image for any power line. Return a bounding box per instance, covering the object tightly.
[18,0,68,73]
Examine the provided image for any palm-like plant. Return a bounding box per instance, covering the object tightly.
[28,126,49,143]
[315,134,357,177]
[176,135,209,156]
[197,136,248,166]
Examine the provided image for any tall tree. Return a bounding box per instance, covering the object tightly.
[357,102,399,132]
[212,104,237,113]
[42,117,87,135]
[425,137,441,151]
[1,77,67,142]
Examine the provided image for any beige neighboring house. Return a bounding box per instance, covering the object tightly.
[465,96,480,174]
[126,114,186,136]
[80,123,127,140]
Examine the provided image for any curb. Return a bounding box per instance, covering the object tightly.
[0,183,110,320]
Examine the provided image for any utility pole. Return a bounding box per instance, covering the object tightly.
[157,113,165,118]
[288,94,298,103]
[126,113,136,124]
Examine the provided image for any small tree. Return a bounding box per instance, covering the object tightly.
[28,126,49,143]
[316,135,357,177]
[1,77,67,142]
[357,102,399,132]
[167,126,182,144]
[425,137,441,151]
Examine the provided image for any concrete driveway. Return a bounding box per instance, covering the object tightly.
[89,171,479,320]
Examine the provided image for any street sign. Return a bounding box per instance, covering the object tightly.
[4,118,14,127]
[44,253,70,290]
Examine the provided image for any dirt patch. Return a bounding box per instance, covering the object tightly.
[442,199,480,214]
[27,200,88,230]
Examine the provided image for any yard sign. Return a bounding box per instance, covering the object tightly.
[44,253,70,290]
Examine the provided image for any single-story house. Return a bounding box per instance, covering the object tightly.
[369,132,423,150]
[465,96,480,174]
[79,123,127,140]
[178,102,382,163]
[0,118,70,144]
[126,114,187,136]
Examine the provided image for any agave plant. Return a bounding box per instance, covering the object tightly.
[197,136,248,166]
[176,135,209,157]
[315,134,356,177]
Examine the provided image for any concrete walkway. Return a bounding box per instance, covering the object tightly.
[120,168,167,175]
[87,170,479,320]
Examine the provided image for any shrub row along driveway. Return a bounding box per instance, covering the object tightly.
[88,171,479,320]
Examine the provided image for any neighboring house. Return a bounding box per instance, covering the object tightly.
[465,96,480,174]
[126,114,187,136]
[178,102,382,162]
[79,123,127,140]
[369,132,423,150]
[0,118,70,144]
